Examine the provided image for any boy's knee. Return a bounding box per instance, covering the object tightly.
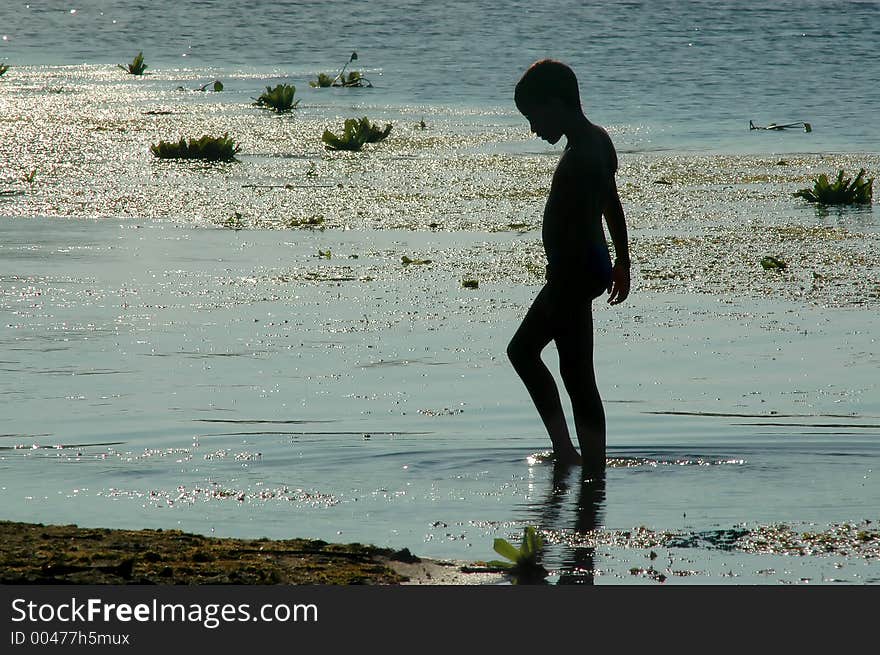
[506,339,520,364]
[506,338,532,368]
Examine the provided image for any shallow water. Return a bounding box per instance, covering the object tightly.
[1,1,879,584]
[3,0,880,152]
[1,218,878,584]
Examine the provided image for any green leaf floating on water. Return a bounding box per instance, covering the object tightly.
[254,84,300,112]
[323,117,392,152]
[761,256,787,271]
[150,133,240,162]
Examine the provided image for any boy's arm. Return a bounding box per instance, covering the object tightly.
[604,177,631,305]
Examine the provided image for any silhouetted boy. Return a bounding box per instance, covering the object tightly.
[507,60,631,472]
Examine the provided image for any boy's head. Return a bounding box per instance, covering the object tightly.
[515,60,582,144]
[514,59,582,116]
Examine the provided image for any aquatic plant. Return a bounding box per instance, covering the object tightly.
[254,84,300,112]
[118,52,148,75]
[336,51,358,83]
[197,80,224,92]
[488,527,548,582]
[340,71,371,87]
[310,71,373,88]
[366,119,392,142]
[23,169,37,184]
[150,134,240,162]
[216,212,245,230]
[0,64,9,77]
[322,117,392,151]
[309,73,335,88]
[761,256,787,271]
[462,279,479,289]
[401,255,431,266]
[794,169,874,205]
[286,215,325,229]
[309,52,373,88]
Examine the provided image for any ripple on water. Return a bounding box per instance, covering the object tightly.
[526,451,746,468]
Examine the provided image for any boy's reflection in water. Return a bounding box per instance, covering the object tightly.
[536,463,606,585]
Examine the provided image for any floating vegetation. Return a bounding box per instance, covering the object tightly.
[311,71,372,88]
[286,215,325,229]
[23,169,37,184]
[118,51,148,75]
[488,526,548,583]
[150,134,240,161]
[760,255,787,271]
[317,249,331,259]
[197,80,224,92]
[254,83,300,112]
[0,64,9,77]
[401,255,431,266]
[322,117,393,151]
[310,73,335,88]
[462,279,479,289]
[337,71,372,87]
[216,212,245,230]
[794,168,874,205]
[310,52,374,88]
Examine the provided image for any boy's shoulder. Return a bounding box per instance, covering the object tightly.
[564,125,618,175]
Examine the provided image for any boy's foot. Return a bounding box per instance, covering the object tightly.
[580,453,606,476]
[553,449,582,467]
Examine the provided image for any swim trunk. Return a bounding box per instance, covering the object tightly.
[545,242,613,301]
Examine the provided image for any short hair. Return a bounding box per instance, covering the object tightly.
[514,59,582,113]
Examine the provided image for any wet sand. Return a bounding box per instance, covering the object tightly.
[0,520,504,585]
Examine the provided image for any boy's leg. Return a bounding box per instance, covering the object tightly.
[507,286,581,464]
[554,299,606,472]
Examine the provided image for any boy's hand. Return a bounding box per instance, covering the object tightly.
[607,263,630,305]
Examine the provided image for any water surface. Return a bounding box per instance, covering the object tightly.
[1,0,879,583]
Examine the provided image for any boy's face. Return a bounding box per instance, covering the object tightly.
[521,98,565,145]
